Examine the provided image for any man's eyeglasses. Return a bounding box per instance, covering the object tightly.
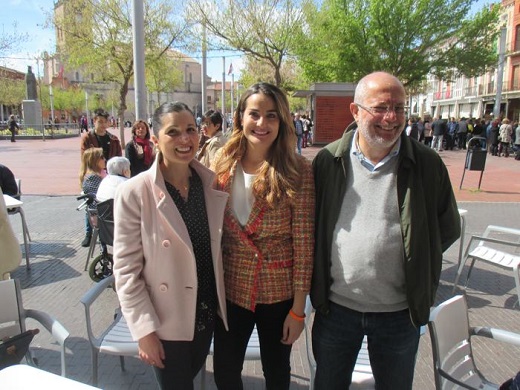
[355,103,406,116]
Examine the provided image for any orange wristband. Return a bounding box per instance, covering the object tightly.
[289,309,305,322]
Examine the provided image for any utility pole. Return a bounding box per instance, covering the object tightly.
[36,56,45,141]
[132,0,147,124]
[201,23,207,115]
[230,73,234,119]
[493,26,507,119]
[85,91,90,133]
[49,85,55,127]
[222,56,226,132]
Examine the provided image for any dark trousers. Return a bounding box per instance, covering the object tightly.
[457,132,467,149]
[10,129,16,142]
[312,301,420,390]
[213,300,293,390]
[153,326,213,390]
[445,134,455,150]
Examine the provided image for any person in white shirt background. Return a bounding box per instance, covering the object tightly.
[97,157,131,202]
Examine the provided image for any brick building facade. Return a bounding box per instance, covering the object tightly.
[294,83,356,144]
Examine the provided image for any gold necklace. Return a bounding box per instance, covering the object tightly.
[174,181,189,192]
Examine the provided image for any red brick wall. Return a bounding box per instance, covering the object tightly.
[314,96,355,144]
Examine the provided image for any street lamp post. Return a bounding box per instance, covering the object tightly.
[221,56,226,133]
[493,26,507,119]
[85,91,90,133]
[49,85,55,134]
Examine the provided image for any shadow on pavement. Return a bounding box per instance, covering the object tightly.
[12,256,82,288]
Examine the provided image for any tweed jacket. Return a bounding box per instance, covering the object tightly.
[80,130,122,158]
[216,156,315,311]
[113,157,229,341]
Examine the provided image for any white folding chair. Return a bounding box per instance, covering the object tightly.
[0,278,69,376]
[80,275,139,386]
[8,179,31,269]
[429,295,520,389]
[453,225,520,307]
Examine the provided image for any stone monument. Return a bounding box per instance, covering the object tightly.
[25,66,38,100]
[22,65,43,131]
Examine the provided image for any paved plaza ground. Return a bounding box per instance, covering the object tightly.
[1,132,519,389]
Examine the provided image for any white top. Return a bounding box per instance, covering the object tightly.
[231,162,256,226]
[96,175,128,202]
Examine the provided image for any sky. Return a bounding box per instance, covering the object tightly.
[1,0,493,83]
[0,0,243,82]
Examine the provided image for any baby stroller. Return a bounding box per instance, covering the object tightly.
[90,198,114,282]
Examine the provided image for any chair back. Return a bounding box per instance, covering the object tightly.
[0,279,23,340]
[428,295,482,390]
[14,179,21,199]
[97,199,114,246]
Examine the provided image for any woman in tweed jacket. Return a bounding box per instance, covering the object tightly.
[212,82,315,389]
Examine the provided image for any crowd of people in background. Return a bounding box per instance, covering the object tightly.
[404,115,519,160]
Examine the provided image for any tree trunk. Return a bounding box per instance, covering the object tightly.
[274,66,282,87]
[118,79,129,146]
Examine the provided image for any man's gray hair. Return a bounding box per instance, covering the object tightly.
[106,157,130,176]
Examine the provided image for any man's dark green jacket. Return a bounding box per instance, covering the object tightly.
[311,125,461,326]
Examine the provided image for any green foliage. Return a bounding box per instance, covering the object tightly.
[294,0,501,87]
[187,0,305,86]
[51,0,193,144]
[238,54,310,111]
[145,52,183,102]
[0,78,25,107]
[39,85,87,117]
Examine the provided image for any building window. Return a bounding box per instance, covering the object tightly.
[207,96,212,103]
[516,25,520,52]
[513,65,520,90]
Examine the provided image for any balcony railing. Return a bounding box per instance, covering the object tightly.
[432,81,520,101]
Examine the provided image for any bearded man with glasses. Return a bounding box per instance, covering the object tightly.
[311,71,460,390]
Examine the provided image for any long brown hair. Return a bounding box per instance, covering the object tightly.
[214,82,301,205]
[79,148,104,188]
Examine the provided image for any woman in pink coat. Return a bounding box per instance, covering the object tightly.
[113,102,229,389]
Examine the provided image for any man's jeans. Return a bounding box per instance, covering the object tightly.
[296,135,303,155]
[432,135,443,151]
[312,301,420,390]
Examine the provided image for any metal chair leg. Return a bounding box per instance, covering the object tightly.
[85,228,98,271]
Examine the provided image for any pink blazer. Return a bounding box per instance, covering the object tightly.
[113,158,229,341]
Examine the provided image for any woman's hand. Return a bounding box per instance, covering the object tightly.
[138,332,165,368]
[281,313,305,345]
